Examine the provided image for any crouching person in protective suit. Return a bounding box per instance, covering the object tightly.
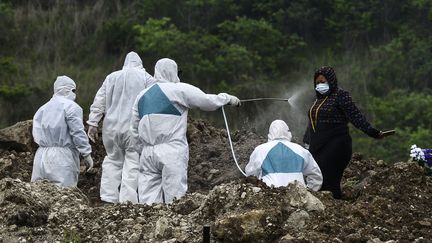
[246,120,322,191]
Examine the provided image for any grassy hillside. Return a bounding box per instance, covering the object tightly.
[1,0,431,161]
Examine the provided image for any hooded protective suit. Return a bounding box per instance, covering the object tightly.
[245,120,322,191]
[131,58,239,204]
[31,76,92,187]
[87,51,156,203]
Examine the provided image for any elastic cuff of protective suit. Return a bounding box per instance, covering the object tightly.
[86,121,98,127]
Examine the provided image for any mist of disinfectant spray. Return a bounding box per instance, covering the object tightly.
[242,79,314,142]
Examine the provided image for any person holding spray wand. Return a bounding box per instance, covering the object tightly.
[131,58,240,205]
[303,66,394,199]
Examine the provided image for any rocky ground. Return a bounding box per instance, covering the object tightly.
[0,119,431,242]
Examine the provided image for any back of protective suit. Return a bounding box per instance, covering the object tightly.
[87,52,157,203]
[88,52,156,135]
[130,58,233,204]
[245,120,323,191]
[133,82,230,147]
[33,96,91,156]
[32,76,91,187]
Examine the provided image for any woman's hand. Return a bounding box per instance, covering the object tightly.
[376,130,396,139]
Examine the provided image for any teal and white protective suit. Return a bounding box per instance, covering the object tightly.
[246,120,322,191]
[131,58,240,204]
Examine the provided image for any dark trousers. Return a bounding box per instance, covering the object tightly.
[312,135,352,199]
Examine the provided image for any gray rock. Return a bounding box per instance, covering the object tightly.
[214,209,267,241]
[136,217,146,224]
[8,224,17,231]
[213,208,287,242]
[0,158,12,170]
[132,224,142,231]
[209,169,219,174]
[367,238,396,243]
[0,120,34,152]
[394,162,410,170]
[284,183,325,211]
[251,187,261,193]
[279,233,295,243]
[122,218,134,225]
[128,232,141,243]
[376,160,385,166]
[155,217,170,238]
[346,233,366,242]
[162,239,178,243]
[305,191,325,212]
[286,210,310,230]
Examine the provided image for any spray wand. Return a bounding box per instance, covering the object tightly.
[240,97,290,103]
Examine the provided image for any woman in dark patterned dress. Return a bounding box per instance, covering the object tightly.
[303,66,383,199]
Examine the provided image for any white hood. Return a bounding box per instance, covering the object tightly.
[154,58,180,83]
[53,75,76,100]
[123,51,143,69]
[267,120,292,142]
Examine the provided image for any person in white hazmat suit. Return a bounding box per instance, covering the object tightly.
[31,76,94,187]
[87,51,156,203]
[131,58,241,204]
[245,120,323,191]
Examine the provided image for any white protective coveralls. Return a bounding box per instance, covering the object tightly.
[87,51,156,203]
[31,76,92,187]
[131,58,240,204]
[245,120,323,191]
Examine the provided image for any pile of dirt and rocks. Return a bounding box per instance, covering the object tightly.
[0,119,431,242]
[0,176,324,242]
[186,118,266,192]
[301,157,432,242]
[79,118,265,205]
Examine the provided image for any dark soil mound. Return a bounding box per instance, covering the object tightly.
[76,118,266,204]
[301,157,432,242]
[0,119,431,242]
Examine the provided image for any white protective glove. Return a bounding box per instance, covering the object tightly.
[228,95,241,106]
[87,125,98,143]
[83,155,94,172]
[220,93,241,106]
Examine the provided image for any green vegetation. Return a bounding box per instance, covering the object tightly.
[61,229,82,243]
[1,0,431,162]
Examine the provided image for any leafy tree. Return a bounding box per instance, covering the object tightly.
[352,90,432,162]
[369,28,432,94]
[218,17,286,73]
[0,57,32,125]
[134,17,266,89]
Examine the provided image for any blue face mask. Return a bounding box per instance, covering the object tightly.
[315,83,329,94]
